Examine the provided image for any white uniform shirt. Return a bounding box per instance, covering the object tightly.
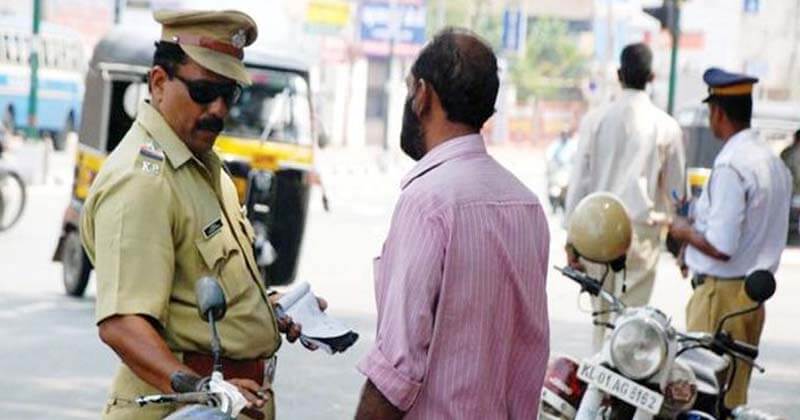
[686,128,792,276]
[566,89,686,225]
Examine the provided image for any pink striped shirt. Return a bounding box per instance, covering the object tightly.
[357,134,550,419]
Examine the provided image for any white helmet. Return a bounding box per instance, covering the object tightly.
[567,193,632,269]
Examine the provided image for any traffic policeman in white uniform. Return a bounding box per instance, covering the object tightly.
[668,68,792,408]
[566,43,686,351]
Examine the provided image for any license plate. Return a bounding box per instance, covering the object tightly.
[577,361,664,415]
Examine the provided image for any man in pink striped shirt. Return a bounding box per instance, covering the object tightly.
[355,28,551,419]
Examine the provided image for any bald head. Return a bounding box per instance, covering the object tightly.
[411,28,499,129]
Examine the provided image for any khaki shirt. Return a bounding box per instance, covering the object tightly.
[81,102,280,418]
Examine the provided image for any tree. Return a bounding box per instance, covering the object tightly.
[509,18,588,102]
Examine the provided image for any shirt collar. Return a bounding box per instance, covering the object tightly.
[135,101,194,169]
[718,128,754,159]
[620,88,649,101]
[400,133,486,189]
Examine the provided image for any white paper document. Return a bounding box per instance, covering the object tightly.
[276,282,359,354]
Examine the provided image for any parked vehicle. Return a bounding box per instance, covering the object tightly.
[51,25,319,297]
[546,132,577,213]
[540,266,782,420]
[0,154,25,232]
[0,16,84,150]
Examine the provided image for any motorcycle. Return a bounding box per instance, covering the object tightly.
[545,134,576,214]
[136,277,250,419]
[540,266,784,420]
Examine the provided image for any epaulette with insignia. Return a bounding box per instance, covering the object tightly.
[136,141,164,176]
[139,141,165,161]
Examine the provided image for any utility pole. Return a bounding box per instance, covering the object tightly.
[437,0,445,30]
[666,0,680,115]
[114,0,125,24]
[26,0,42,139]
[645,0,681,115]
[604,0,614,104]
[383,0,400,151]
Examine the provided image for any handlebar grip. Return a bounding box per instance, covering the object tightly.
[729,339,759,360]
[556,266,603,296]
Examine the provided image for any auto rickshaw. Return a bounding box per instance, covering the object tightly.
[52,25,319,297]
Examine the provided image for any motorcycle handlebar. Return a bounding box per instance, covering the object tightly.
[136,391,217,407]
[679,332,761,369]
[554,265,625,309]
[724,337,759,361]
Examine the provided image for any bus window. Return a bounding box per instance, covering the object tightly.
[42,38,53,68]
[6,33,18,64]
[0,33,7,64]
[18,34,29,65]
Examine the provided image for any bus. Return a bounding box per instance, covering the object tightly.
[0,16,85,150]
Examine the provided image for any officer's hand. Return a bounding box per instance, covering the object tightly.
[676,243,689,279]
[565,243,585,271]
[228,378,270,408]
[668,216,694,242]
[272,293,328,350]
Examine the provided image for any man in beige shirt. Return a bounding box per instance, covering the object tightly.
[565,43,686,350]
[80,10,314,420]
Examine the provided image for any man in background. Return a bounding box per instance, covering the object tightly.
[565,42,686,351]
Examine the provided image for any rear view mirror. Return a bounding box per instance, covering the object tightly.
[195,277,227,322]
[744,270,775,304]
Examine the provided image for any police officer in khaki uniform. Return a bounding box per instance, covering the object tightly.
[80,10,316,420]
[668,68,791,408]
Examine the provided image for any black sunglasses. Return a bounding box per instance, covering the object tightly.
[172,74,242,106]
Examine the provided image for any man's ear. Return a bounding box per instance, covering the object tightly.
[149,66,168,104]
[415,79,432,117]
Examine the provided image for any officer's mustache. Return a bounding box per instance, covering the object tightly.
[195,117,224,133]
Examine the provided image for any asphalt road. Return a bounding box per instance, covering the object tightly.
[0,143,798,419]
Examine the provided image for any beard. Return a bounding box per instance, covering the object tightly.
[400,97,426,161]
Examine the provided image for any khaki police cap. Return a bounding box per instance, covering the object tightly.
[154,9,258,85]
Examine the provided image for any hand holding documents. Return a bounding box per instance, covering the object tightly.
[275,282,359,354]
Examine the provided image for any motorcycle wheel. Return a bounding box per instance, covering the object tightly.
[62,230,91,297]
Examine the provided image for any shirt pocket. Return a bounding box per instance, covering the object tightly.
[195,228,249,303]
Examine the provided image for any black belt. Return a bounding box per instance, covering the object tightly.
[692,273,745,289]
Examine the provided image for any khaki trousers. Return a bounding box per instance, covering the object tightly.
[585,224,662,352]
[686,277,765,408]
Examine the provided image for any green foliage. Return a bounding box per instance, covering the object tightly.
[510,18,589,101]
[424,5,588,102]
[425,0,501,49]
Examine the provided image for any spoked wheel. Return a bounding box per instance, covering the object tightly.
[0,169,26,231]
[62,230,92,297]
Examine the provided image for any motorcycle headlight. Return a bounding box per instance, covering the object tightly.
[610,316,668,380]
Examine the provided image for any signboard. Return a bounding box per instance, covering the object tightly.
[306,0,351,34]
[359,1,426,57]
[743,0,760,14]
[502,9,526,54]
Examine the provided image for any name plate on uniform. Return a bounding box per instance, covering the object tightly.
[203,219,223,239]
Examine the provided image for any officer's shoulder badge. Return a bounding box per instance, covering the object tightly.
[135,141,164,176]
[139,141,165,161]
